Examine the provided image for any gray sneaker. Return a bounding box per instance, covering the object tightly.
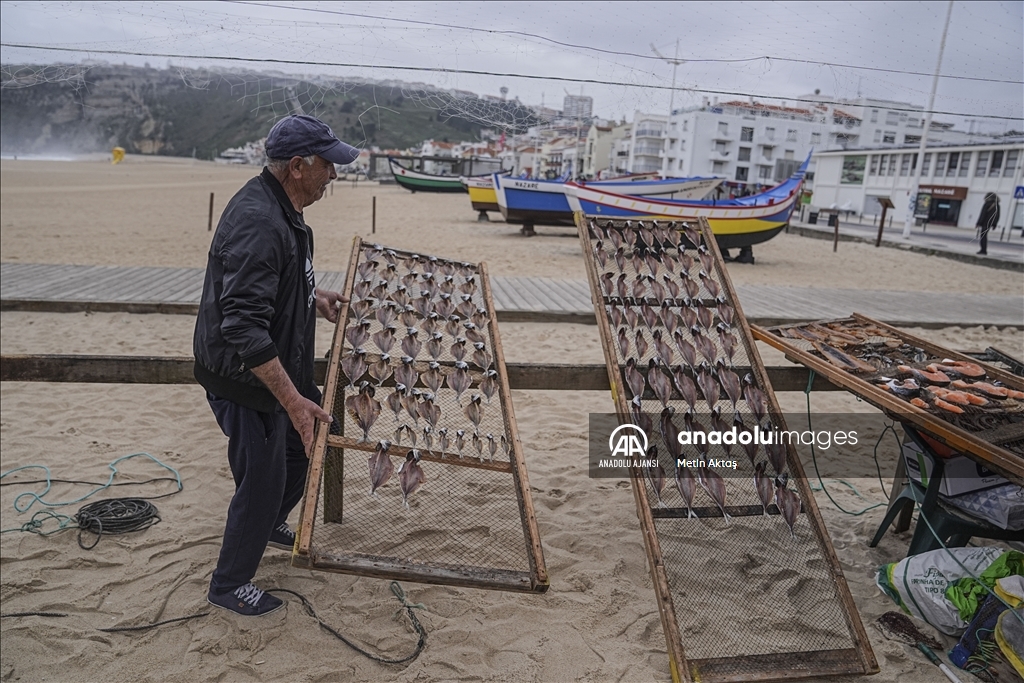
[267,523,295,551]
[208,583,283,617]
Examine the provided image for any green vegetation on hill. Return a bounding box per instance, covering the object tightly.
[0,65,537,157]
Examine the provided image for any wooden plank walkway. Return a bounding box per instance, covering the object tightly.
[2,262,1021,328]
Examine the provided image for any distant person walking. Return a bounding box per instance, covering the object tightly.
[976,192,1000,255]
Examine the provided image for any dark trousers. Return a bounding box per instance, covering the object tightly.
[207,392,310,595]
[979,227,989,254]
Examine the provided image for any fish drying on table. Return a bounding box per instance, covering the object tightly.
[341,348,368,389]
[346,381,382,442]
[367,440,394,496]
[645,448,667,506]
[753,462,774,516]
[696,466,730,523]
[774,474,801,538]
[464,394,484,435]
[479,369,499,404]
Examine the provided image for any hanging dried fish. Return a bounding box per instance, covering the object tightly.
[423,256,439,275]
[696,305,714,331]
[646,444,666,505]
[422,361,444,394]
[614,247,627,273]
[652,330,674,366]
[698,270,721,299]
[450,336,467,362]
[435,295,455,320]
[371,280,389,302]
[390,284,410,308]
[717,301,734,328]
[403,388,422,426]
[754,462,773,516]
[659,302,678,335]
[412,293,432,318]
[697,467,730,524]
[382,249,398,268]
[608,226,622,250]
[682,275,700,301]
[386,387,405,422]
[341,348,368,389]
[350,299,373,324]
[634,329,649,360]
[697,368,720,410]
[693,329,718,366]
[353,279,372,301]
[660,407,680,459]
[422,425,434,454]
[357,260,378,280]
[447,361,472,403]
[673,331,698,370]
[439,275,455,297]
[743,374,768,424]
[682,223,702,248]
[457,295,476,319]
[401,330,422,360]
[615,273,629,301]
[649,278,666,302]
[398,450,426,508]
[367,440,393,496]
[648,360,674,408]
[697,245,714,272]
[444,314,461,338]
[631,274,647,300]
[346,382,382,442]
[455,429,466,458]
[617,327,631,358]
[425,332,444,361]
[345,320,371,349]
[464,322,487,345]
[457,262,474,279]
[420,315,439,337]
[607,305,623,328]
[644,252,660,277]
[640,303,659,330]
[395,356,419,392]
[479,369,499,404]
[468,432,482,460]
[464,394,484,435]
[486,433,497,462]
[368,353,393,386]
[399,305,418,328]
[372,326,396,354]
[672,367,699,413]
[419,394,441,429]
[675,465,697,518]
[594,241,608,268]
[765,434,787,477]
[774,474,800,538]
[679,303,697,331]
[717,368,743,411]
[624,358,647,401]
[436,427,449,457]
[717,324,738,365]
[471,307,489,328]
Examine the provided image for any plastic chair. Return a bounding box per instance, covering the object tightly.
[869,427,1021,556]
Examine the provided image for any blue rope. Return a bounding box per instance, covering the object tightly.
[0,452,182,513]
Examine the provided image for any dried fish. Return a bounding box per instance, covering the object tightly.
[679,303,697,331]
[624,358,647,401]
[682,275,700,300]
[698,270,721,299]
[711,408,732,457]
[646,445,666,505]
[649,278,666,302]
[464,394,484,435]
[435,296,455,320]
[753,462,773,516]
[345,320,371,349]
[608,226,622,250]
[444,314,461,337]
[766,438,787,477]
[634,330,649,360]
[486,433,497,462]
[774,474,800,538]
[693,329,718,365]
[350,299,373,324]
[395,356,419,392]
[697,368,720,410]
[401,329,422,360]
[420,315,439,337]
[447,361,472,403]
[387,387,405,422]
[697,245,713,273]
[372,326,396,354]
[391,285,410,308]
[346,382,382,442]
[644,252,660,277]
[617,327,631,358]
[371,281,389,302]
[815,342,876,373]
[717,368,743,411]
[743,375,768,424]
[471,342,492,370]
[357,259,378,280]
[480,369,499,404]
[402,389,422,425]
[450,337,467,362]
[353,279,372,301]
[717,324,738,366]
[673,331,698,370]
[425,332,444,361]
[648,359,674,408]
[341,348,368,389]
[368,354,393,386]
[697,467,730,523]
[631,252,645,275]
[716,302,734,328]
[399,305,418,328]
[594,241,608,268]
[419,394,441,428]
[615,273,629,301]
[455,429,466,458]
[672,367,699,413]
[660,407,680,459]
[422,362,444,394]
[464,322,487,345]
[652,330,674,366]
[422,425,434,454]
[682,223,702,248]
[437,427,449,457]
[623,306,639,329]
[471,307,489,328]
[398,450,426,508]
[457,296,476,319]
[632,274,647,300]
[660,302,679,335]
[696,305,714,331]
[367,440,393,496]
[675,465,697,518]
[472,432,484,460]
[614,247,626,273]
[639,224,655,250]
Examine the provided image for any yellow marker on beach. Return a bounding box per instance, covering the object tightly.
[111,147,125,164]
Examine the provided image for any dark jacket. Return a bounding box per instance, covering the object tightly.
[977,198,1000,231]
[193,168,318,413]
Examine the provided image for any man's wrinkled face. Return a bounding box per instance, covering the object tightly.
[299,155,337,207]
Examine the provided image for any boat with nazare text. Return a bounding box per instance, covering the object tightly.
[564,157,808,249]
[492,172,724,229]
[389,157,468,193]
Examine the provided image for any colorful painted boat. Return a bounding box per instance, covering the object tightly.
[563,158,808,249]
[389,157,467,193]
[493,173,724,227]
[461,175,500,213]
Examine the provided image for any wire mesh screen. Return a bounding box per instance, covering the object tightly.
[577,216,876,682]
[294,238,547,593]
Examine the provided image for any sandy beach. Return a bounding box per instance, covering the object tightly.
[2,156,1022,683]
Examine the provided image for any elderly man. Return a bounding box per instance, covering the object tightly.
[193,115,356,616]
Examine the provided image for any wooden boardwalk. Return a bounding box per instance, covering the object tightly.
[2,262,1021,328]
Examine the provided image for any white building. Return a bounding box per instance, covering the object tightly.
[626,113,668,175]
[809,139,1024,230]
[563,94,594,122]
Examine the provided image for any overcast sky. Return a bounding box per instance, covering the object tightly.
[2,1,1022,132]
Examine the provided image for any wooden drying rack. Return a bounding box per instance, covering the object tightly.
[292,237,548,592]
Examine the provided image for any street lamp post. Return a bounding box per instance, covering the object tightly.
[652,39,682,179]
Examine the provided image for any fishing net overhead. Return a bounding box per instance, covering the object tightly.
[294,238,547,593]
[577,215,877,682]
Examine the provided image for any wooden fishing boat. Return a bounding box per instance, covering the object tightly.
[493,173,723,228]
[389,157,467,193]
[461,175,500,213]
[564,158,808,249]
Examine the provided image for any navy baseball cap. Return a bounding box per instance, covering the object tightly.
[266,115,360,165]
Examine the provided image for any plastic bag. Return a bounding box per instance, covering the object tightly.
[876,546,1005,635]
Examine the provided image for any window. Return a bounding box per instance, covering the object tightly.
[786,129,797,142]
[908,117,920,128]
[784,149,794,160]
[841,155,866,184]
[712,161,725,173]
[870,109,879,123]
[900,154,911,175]
[1004,150,1019,177]
[882,131,896,144]
[946,152,959,176]
[735,166,748,181]
[885,111,900,125]
[990,150,1004,176]
[759,165,773,179]
[921,153,931,175]
[682,120,689,131]
[869,155,879,175]
[958,152,971,177]
[935,152,947,175]
[765,127,775,140]
[762,146,773,161]
[715,141,728,154]
[738,147,751,161]
[976,151,989,176]
[873,130,882,144]
[718,122,729,136]
[888,155,898,175]
[740,127,754,142]
[811,132,821,145]
[904,134,921,145]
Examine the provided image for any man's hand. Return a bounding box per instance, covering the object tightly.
[250,357,332,457]
[281,393,333,457]
[315,288,347,323]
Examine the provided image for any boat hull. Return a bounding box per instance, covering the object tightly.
[462,176,500,212]
[493,174,723,227]
[389,158,467,193]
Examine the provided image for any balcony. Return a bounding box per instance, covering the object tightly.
[709,150,731,161]
[634,129,664,139]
